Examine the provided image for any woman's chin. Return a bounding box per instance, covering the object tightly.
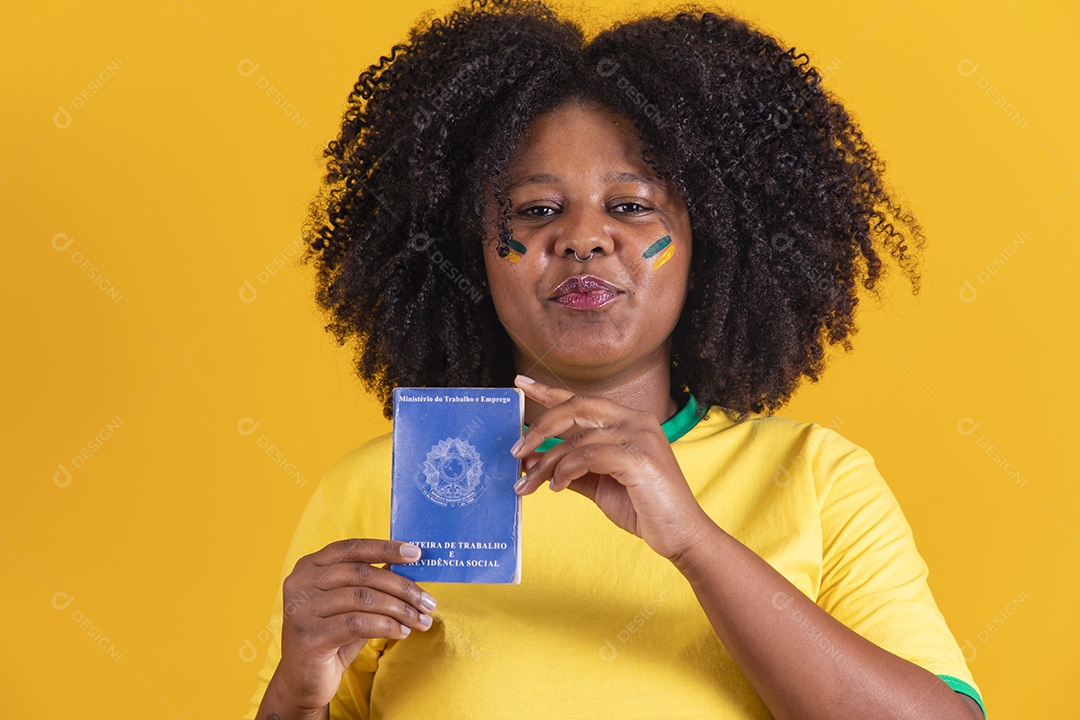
[537,341,643,379]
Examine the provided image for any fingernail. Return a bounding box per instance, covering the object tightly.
[399,624,411,636]
[515,374,535,385]
[419,613,433,628]
[421,592,437,612]
[510,437,523,455]
[514,476,527,492]
[400,544,421,560]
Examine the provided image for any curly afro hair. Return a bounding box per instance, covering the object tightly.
[303,0,923,421]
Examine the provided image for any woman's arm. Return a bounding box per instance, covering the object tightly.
[672,520,983,720]
[512,376,982,720]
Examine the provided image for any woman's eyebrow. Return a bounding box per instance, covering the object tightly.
[602,170,661,187]
[508,171,662,190]
[508,173,560,190]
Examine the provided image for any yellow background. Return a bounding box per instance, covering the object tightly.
[2,1,1074,717]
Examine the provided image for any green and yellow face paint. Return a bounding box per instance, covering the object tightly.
[643,235,674,270]
[504,238,528,264]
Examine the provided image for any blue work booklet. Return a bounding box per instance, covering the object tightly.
[389,387,524,584]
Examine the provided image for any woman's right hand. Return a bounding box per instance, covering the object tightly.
[260,538,436,717]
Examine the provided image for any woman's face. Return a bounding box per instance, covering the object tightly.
[482,99,693,385]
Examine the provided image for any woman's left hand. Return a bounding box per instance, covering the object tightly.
[511,375,714,561]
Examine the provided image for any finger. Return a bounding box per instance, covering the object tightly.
[515,436,576,495]
[550,443,637,492]
[514,374,575,406]
[337,637,374,671]
[315,586,434,632]
[311,611,416,651]
[313,562,437,613]
[521,454,542,473]
[562,472,601,503]
[564,426,659,473]
[514,394,625,457]
[511,375,575,457]
[305,538,422,568]
[515,425,630,495]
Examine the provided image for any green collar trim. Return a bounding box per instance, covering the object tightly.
[532,393,706,453]
[937,675,985,718]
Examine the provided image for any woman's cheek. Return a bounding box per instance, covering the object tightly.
[501,238,528,264]
[641,234,676,271]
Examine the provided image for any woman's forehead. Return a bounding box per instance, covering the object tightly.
[507,100,658,184]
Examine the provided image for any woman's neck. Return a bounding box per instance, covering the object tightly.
[516,346,679,427]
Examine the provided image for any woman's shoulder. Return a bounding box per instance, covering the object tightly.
[694,403,863,452]
[690,405,883,493]
[315,431,395,503]
[329,430,394,467]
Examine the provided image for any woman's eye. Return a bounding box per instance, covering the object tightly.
[516,205,557,219]
[612,202,650,214]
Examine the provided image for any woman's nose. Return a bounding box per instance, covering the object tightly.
[552,208,616,259]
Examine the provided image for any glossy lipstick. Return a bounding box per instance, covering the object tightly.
[550,275,620,310]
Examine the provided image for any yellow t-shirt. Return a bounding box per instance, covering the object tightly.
[244,398,983,719]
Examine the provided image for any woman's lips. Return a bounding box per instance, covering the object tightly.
[550,275,620,310]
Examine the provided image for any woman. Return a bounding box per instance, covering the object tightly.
[247,1,984,718]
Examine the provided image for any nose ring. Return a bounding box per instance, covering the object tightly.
[572,250,594,263]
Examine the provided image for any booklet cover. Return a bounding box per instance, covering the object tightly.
[389,387,524,584]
